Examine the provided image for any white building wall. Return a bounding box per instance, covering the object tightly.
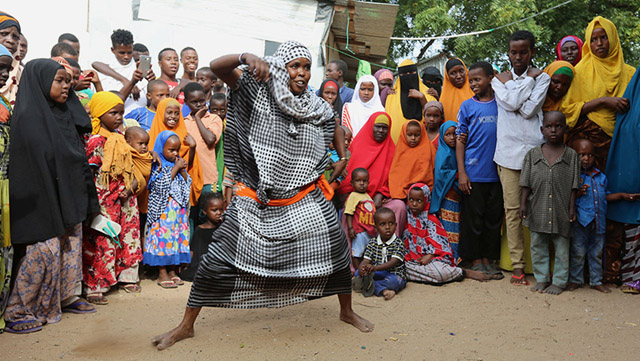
[6,0,330,87]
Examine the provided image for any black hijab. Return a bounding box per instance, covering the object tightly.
[421,66,443,95]
[9,59,98,244]
[398,63,423,120]
[318,78,343,120]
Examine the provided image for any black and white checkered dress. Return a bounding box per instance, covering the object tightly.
[187,43,351,309]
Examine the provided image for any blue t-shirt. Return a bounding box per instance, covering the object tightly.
[456,96,499,182]
[125,106,155,131]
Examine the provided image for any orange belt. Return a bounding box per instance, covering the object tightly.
[236,177,334,206]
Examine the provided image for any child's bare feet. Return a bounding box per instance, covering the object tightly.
[382,290,396,300]
[152,324,195,350]
[530,282,549,293]
[592,284,611,293]
[566,282,581,291]
[464,268,491,281]
[543,284,564,295]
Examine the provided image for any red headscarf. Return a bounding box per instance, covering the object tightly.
[555,35,584,65]
[339,111,395,197]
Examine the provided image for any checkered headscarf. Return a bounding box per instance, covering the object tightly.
[263,41,332,135]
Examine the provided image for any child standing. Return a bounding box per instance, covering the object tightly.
[568,139,638,293]
[424,100,444,149]
[157,48,182,103]
[196,67,215,105]
[388,120,436,198]
[125,80,170,131]
[493,30,550,285]
[179,192,225,282]
[520,111,580,295]
[456,62,504,280]
[145,130,193,288]
[84,92,143,303]
[429,121,461,262]
[353,208,406,300]
[344,168,377,270]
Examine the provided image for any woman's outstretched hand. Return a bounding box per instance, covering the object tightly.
[244,54,270,82]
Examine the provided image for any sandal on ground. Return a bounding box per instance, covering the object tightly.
[87,293,109,305]
[157,280,178,289]
[4,320,43,334]
[621,280,640,294]
[352,276,363,292]
[62,299,97,314]
[470,263,489,274]
[119,283,142,293]
[362,273,375,297]
[171,277,184,286]
[510,273,529,286]
[485,264,505,280]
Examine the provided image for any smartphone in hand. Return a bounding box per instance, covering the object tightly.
[138,55,152,75]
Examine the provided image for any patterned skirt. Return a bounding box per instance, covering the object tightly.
[566,117,611,171]
[143,197,191,266]
[187,187,351,309]
[4,224,82,325]
[438,187,461,263]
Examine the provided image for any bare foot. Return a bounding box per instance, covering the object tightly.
[543,284,564,295]
[566,282,581,291]
[464,269,491,282]
[510,268,527,285]
[340,310,374,332]
[591,284,611,293]
[152,324,195,350]
[382,290,396,300]
[531,282,549,293]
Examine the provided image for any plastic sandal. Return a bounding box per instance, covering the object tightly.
[62,300,97,314]
[510,273,530,286]
[4,320,43,334]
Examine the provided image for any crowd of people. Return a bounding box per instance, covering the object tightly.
[0,11,638,344]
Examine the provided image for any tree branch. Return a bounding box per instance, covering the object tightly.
[417,39,436,60]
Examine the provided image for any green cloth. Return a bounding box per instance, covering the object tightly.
[215,121,225,192]
[554,66,574,78]
[356,60,371,82]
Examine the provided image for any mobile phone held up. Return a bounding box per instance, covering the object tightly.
[138,55,151,75]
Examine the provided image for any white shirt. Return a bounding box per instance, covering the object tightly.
[492,67,550,170]
[99,59,147,115]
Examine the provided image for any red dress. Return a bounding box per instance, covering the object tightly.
[82,135,143,294]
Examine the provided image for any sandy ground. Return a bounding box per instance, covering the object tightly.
[2,273,640,361]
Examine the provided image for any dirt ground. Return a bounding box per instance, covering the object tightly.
[2,273,639,361]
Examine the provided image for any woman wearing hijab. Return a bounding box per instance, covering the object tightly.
[421,66,443,99]
[385,59,436,143]
[555,35,584,66]
[152,41,371,350]
[373,68,394,96]
[542,61,575,113]
[0,12,21,106]
[440,58,475,122]
[339,111,406,235]
[605,68,640,292]
[5,59,99,333]
[388,120,436,199]
[562,16,635,170]
[318,78,343,120]
[0,44,13,332]
[341,74,384,137]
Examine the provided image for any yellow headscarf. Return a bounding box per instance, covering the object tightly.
[561,16,636,136]
[88,91,134,190]
[385,59,436,143]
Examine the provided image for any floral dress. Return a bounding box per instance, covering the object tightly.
[143,166,192,266]
[83,135,143,294]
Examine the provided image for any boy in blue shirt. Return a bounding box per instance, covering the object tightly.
[456,62,505,280]
[568,139,639,293]
[124,79,169,131]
